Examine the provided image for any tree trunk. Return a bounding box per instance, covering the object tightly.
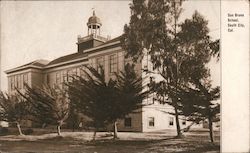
[174,106,183,138]
[16,122,24,136]
[208,116,214,143]
[173,0,182,138]
[57,125,61,136]
[113,121,118,139]
[42,123,47,128]
[57,120,64,136]
[72,123,75,132]
[92,129,97,141]
[182,122,195,132]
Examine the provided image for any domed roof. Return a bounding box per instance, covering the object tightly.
[87,11,102,26]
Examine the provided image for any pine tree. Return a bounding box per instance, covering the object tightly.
[122,0,219,137]
[68,66,115,140]
[68,65,148,140]
[110,64,148,139]
[178,80,220,143]
[20,85,69,136]
[0,91,27,135]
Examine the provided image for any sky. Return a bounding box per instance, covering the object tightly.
[0,0,220,91]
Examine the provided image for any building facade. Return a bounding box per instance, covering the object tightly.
[5,11,203,132]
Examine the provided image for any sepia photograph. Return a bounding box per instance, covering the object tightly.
[1,0,246,152]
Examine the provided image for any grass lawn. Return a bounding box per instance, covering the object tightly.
[0,129,220,153]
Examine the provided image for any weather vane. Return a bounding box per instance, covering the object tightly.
[92,7,95,15]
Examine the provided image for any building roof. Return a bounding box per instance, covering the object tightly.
[5,59,50,74]
[20,59,50,68]
[5,35,123,74]
[47,52,87,66]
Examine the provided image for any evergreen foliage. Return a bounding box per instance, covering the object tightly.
[20,84,69,136]
[122,0,220,139]
[178,80,220,142]
[0,91,27,135]
[68,64,148,139]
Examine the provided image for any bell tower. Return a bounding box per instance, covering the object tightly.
[77,10,108,52]
[87,11,102,37]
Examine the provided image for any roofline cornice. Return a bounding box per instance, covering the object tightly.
[5,66,43,74]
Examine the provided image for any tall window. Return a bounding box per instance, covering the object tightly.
[109,54,117,73]
[17,75,21,89]
[20,75,23,89]
[72,68,77,79]
[46,75,50,84]
[96,57,104,73]
[62,71,68,83]
[67,70,73,82]
[10,77,15,90]
[169,117,174,126]
[14,76,17,89]
[23,74,28,86]
[55,72,61,84]
[148,117,155,127]
[124,117,132,127]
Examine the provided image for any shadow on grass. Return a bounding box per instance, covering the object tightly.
[83,137,219,153]
[174,143,220,153]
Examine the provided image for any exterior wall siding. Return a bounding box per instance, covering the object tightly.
[142,105,203,132]
[117,110,143,132]
[30,71,44,88]
[7,70,32,94]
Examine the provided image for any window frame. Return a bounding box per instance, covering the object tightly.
[10,76,15,90]
[182,119,186,125]
[16,75,21,89]
[67,70,73,82]
[23,73,28,87]
[55,72,61,84]
[109,54,118,74]
[96,56,105,74]
[148,117,155,127]
[124,117,132,127]
[169,116,174,126]
[62,71,68,83]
